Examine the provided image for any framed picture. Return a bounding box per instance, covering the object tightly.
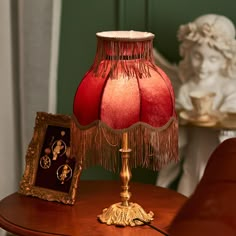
[19,112,82,205]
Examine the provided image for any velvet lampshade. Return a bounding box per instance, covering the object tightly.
[72,31,178,172]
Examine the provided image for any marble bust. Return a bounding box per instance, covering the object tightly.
[154,14,236,196]
[176,14,236,113]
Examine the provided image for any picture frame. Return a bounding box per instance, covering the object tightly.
[19,112,82,205]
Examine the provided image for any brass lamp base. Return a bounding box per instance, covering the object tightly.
[98,132,154,226]
[97,202,154,226]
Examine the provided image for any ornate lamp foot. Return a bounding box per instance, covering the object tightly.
[98,202,154,226]
[98,132,154,227]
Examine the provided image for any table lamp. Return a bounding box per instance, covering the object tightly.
[72,31,178,226]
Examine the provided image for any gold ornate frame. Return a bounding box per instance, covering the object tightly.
[19,112,82,205]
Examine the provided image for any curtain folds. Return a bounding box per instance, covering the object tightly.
[0,0,61,209]
[1,1,61,235]
[18,0,61,163]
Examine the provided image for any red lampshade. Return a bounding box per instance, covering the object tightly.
[72,31,178,171]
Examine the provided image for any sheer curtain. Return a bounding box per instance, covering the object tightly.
[0,0,61,235]
[18,0,61,159]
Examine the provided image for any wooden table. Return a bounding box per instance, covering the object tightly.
[0,181,187,236]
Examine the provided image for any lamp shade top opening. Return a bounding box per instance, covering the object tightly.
[96,30,155,41]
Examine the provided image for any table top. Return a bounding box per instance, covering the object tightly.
[0,180,187,236]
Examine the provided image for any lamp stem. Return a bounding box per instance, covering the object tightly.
[97,131,154,226]
[120,132,132,207]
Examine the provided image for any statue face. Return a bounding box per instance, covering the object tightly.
[190,42,226,81]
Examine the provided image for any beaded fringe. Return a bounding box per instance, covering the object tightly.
[71,116,178,172]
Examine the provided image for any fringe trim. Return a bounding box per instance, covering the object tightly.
[92,39,158,79]
[71,116,178,172]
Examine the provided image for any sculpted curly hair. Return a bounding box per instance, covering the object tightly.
[177,14,236,82]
